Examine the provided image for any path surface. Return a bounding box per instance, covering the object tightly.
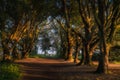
[16,58,120,80]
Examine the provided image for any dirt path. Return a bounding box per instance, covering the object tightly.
[16,58,120,80]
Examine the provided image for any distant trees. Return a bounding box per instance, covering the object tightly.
[37,21,61,55]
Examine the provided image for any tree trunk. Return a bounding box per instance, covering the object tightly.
[12,47,21,60]
[66,28,74,62]
[96,50,109,74]
[74,35,80,63]
[89,51,93,65]
[66,37,73,62]
[2,41,11,62]
[74,49,79,63]
[62,0,74,61]
[89,45,98,65]
[77,48,85,65]
[96,35,109,74]
[22,51,29,59]
[96,53,105,73]
[74,45,80,63]
[2,48,11,61]
[84,44,90,65]
[67,46,74,62]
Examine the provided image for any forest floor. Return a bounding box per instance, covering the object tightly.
[16,58,120,80]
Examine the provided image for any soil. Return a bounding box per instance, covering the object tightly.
[16,58,120,80]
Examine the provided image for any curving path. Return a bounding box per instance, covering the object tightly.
[16,58,120,80]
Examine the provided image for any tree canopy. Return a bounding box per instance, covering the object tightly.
[0,0,120,74]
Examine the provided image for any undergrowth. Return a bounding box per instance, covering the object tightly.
[0,62,22,80]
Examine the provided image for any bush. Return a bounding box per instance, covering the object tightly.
[109,46,120,62]
[0,63,22,80]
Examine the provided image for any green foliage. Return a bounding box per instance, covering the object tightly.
[29,54,42,58]
[109,46,120,62]
[112,61,120,64]
[29,53,62,59]
[92,46,120,62]
[0,63,22,80]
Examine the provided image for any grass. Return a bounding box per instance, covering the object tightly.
[112,61,120,64]
[29,54,42,58]
[0,62,22,80]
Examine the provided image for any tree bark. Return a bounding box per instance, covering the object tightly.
[1,40,11,62]
[21,51,29,59]
[96,32,109,74]
[74,47,79,63]
[77,48,85,65]
[66,38,74,62]
[74,35,80,63]
[84,43,90,65]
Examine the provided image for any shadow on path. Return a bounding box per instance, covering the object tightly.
[16,58,120,80]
